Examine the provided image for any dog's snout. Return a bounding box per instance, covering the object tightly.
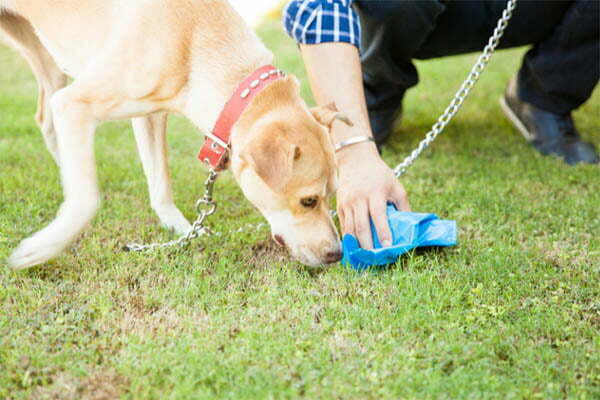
[324,250,342,264]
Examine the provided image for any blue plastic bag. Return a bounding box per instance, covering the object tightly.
[341,205,457,271]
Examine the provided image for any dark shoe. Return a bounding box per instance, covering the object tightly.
[500,78,599,165]
[364,80,405,147]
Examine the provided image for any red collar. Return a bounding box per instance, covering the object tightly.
[198,65,285,171]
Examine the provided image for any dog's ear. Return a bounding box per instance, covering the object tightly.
[310,102,354,129]
[241,132,299,193]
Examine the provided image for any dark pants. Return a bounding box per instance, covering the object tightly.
[357,0,599,115]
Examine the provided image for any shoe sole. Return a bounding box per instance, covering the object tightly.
[499,96,534,142]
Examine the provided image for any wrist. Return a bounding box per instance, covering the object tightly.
[335,139,379,168]
[334,135,375,152]
[331,122,379,165]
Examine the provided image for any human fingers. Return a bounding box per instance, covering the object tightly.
[369,195,393,248]
[392,184,411,212]
[338,206,346,234]
[341,204,353,236]
[352,202,374,250]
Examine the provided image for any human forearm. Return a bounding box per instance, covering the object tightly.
[300,43,379,165]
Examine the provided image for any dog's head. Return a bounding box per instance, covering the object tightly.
[231,76,350,267]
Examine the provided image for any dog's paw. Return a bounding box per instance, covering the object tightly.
[154,204,192,235]
[8,236,62,270]
[165,219,193,236]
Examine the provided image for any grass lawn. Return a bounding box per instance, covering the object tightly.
[1,15,599,400]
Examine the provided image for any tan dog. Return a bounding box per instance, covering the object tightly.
[0,0,349,269]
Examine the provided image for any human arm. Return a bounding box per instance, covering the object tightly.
[300,42,410,249]
[282,0,410,249]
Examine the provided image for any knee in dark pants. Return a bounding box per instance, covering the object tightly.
[357,0,445,146]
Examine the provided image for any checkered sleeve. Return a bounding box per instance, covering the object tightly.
[283,0,361,48]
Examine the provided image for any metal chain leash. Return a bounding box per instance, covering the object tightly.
[125,168,219,252]
[393,0,517,178]
[125,0,516,252]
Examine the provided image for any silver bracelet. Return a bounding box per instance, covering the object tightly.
[334,136,375,152]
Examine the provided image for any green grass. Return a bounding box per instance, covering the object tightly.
[1,16,599,399]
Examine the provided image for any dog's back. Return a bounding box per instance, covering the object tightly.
[1,0,269,80]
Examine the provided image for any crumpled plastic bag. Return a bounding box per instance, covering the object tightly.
[341,205,457,271]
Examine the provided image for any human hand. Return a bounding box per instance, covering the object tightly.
[336,144,410,250]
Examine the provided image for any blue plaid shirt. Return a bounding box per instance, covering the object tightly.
[283,0,361,48]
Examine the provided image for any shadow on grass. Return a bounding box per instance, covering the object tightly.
[347,245,458,276]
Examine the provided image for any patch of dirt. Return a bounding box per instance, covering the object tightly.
[81,371,129,400]
[116,294,209,337]
[121,306,187,336]
[247,238,289,268]
[32,372,78,400]
[32,369,129,400]
[528,234,597,268]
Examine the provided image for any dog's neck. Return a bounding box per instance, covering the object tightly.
[229,76,301,168]
[182,50,274,134]
[198,65,287,170]
[168,0,278,140]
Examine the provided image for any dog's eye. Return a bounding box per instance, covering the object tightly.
[300,196,319,209]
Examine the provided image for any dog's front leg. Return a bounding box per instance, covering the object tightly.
[132,114,191,235]
[8,84,100,270]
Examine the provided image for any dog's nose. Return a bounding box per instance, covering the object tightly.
[324,250,342,264]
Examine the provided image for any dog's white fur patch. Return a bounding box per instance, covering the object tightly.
[0,1,16,13]
[34,30,77,76]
